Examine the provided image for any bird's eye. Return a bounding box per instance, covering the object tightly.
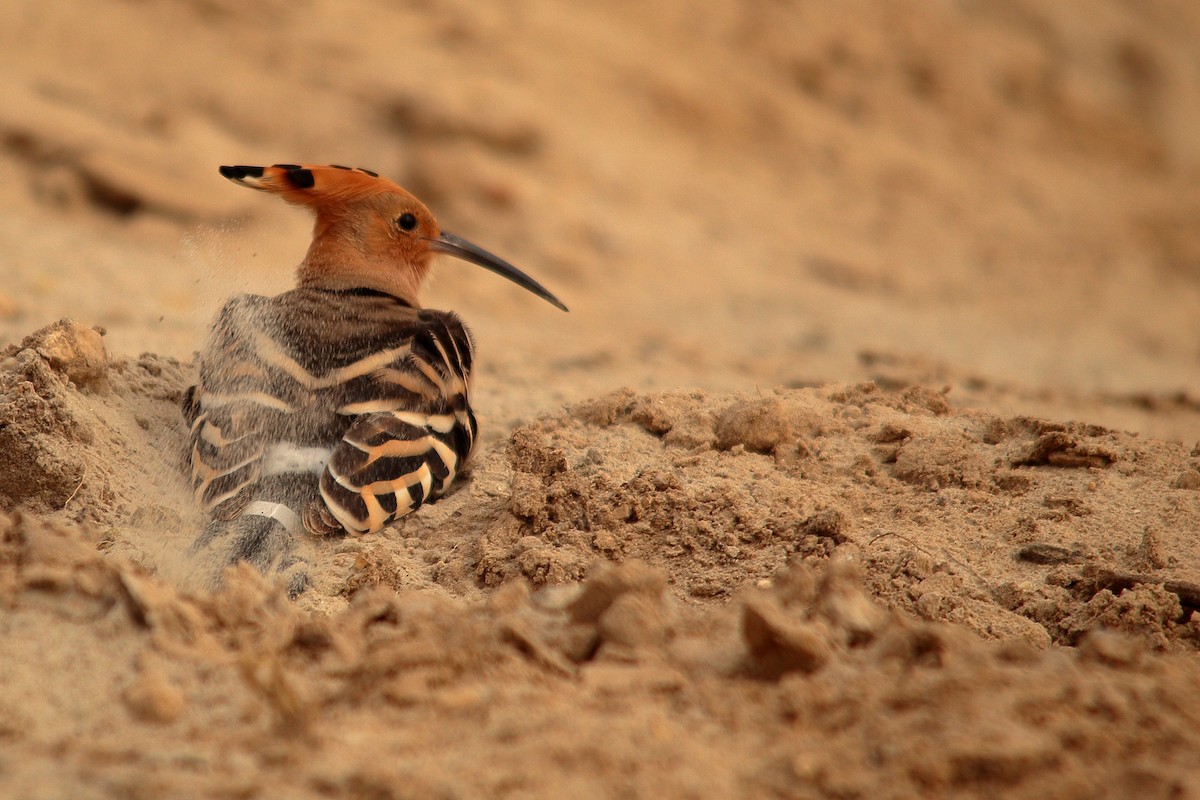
[397,213,418,231]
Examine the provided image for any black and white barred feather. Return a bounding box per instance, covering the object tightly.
[182,287,476,590]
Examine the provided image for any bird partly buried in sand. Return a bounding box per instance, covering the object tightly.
[183,163,567,595]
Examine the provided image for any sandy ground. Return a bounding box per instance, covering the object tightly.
[4,1,1200,797]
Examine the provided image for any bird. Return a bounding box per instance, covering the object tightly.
[183,163,567,595]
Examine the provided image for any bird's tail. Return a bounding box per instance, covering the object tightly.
[187,475,325,597]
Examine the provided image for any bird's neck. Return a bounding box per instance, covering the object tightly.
[295,232,427,308]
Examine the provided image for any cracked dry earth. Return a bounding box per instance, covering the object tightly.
[4,326,1200,799]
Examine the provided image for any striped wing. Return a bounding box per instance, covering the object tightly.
[182,332,276,519]
[185,289,476,534]
[184,387,268,518]
[319,319,478,533]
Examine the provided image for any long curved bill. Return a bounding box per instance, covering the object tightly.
[428,232,568,312]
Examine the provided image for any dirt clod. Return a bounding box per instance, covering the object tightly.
[10,318,109,392]
[715,398,793,454]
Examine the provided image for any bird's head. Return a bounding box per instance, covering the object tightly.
[219,164,567,311]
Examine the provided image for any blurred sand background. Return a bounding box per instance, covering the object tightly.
[4,1,1200,797]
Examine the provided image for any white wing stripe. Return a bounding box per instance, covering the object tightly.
[261,444,332,476]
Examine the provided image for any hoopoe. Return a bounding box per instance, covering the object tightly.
[183,164,566,595]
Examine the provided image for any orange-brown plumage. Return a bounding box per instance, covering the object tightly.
[219,163,567,311]
[221,164,440,306]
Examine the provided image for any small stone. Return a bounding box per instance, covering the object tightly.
[741,595,831,678]
[1171,469,1200,490]
[566,561,665,624]
[20,319,109,391]
[598,592,666,649]
[714,398,792,454]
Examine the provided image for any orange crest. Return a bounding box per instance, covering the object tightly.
[219,164,420,209]
[217,162,568,311]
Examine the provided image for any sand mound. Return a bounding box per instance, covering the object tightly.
[5,507,1200,798]
[5,321,1200,795]
[0,320,200,576]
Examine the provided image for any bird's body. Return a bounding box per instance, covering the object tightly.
[184,164,564,594]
